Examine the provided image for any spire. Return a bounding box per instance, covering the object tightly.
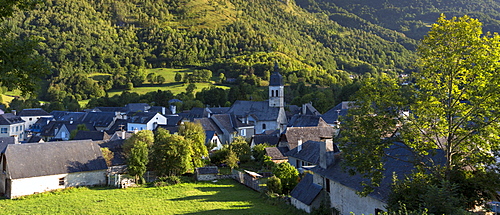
[269,62,283,86]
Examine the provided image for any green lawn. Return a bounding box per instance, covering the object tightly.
[0,179,305,215]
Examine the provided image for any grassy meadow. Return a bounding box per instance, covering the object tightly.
[0,179,305,215]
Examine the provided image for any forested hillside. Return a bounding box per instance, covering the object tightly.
[4,0,500,108]
[3,0,416,103]
[298,0,500,39]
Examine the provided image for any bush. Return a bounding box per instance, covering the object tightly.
[154,176,181,187]
[267,176,282,194]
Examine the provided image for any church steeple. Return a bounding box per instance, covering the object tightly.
[269,62,284,108]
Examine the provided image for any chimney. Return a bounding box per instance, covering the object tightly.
[302,104,306,115]
[11,135,19,144]
[11,110,16,116]
[162,107,165,115]
[170,105,176,115]
[319,136,334,169]
[297,139,302,152]
[122,130,126,139]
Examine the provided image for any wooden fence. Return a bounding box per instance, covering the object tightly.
[232,169,261,191]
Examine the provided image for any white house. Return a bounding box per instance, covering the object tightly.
[17,108,52,135]
[0,113,25,141]
[127,112,167,132]
[0,140,108,198]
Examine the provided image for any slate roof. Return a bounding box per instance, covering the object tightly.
[251,134,280,146]
[194,118,223,134]
[100,139,126,166]
[196,166,218,175]
[0,136,17,153]
[128,112,158,124]
[81,112,118,128]
[73,131,111,141]
[26,135,44,143]
[312,142,444,202]
[165,115,183,126]
[50,111,86,121]
[5,140,108,179]
[285,140,323,165]
[265,147,287,160]
[228,100,280,121]
[92,107,127,113]
[208,107,230,114]
[281,126,336,150]
[106,119,128,134]
[17,108,50,117]
[126,103,151,113]
[321,101,354,124]
[211,114,237,133]
[41,121,79,137]
[0,113,25,125]
[287,115,328,127]
[149,106,171,115]
[290,174,322,205]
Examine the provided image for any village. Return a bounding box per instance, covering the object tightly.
[0,67,387,214]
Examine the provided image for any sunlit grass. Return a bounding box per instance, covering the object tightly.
[0,179,306,215]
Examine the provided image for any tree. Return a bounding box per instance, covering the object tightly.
[178,122,208,168]
[229,136,251,163]
[339,14,500,212]
[156,75,166,85]
[100,147,114,167]
[272,162,299,194]
[128,140,149,184]
[223,148,239,170]
[123,130,154,184]
[252,143,271,164]
[147,72,156,85]
[175,72,182,82]
[152,128,193,176]
[266,176,282,194]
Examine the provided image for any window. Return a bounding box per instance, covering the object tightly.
[1,128,7,134]
[29,118,32,121]
[271,90,274,97]
[240,129,246,136]
[59,177,65,186]
[262,124,266,130]
[325,178,331,193]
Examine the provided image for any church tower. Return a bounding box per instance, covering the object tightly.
[269,62,284,108]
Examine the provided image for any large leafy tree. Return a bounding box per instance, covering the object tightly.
[339,14,500,212]
[0,0,50,95]
[123,130,154,184]
[152,128,193,176]
[178,122,208,168]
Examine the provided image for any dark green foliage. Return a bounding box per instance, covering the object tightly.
[266,176,282,194]
[272,162,299,194]
[229,136,252,163]
[174,72,182,82]
[196,86,228,107]
[123,130,154,184]
[252,143,271,165]
[154,176,181,187]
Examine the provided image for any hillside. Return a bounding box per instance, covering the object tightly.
[2,0,418,102]
[298,0,500,40]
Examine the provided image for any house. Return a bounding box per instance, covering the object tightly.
[290,174,323,213]
[278,126,336,152]
[285,140,339,170]
[0,113,26,141]
[211,114,254,143]
[0,140,108,198]
[321,101,354,127]
[40,121,79,141]
[17,108,52,136]
[73,130,111,142]
[205,131,222,151]
[127,112,167,132]
[304,139,433,215]
[81,111,121,131]
[195,166,219,181]
[265,147,288,164]
[249,133,280,148]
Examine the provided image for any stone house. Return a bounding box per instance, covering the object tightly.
[0,140,108,198]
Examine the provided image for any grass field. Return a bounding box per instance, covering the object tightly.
[0,179,305,215]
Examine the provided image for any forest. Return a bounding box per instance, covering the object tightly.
[2,0,500,112]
